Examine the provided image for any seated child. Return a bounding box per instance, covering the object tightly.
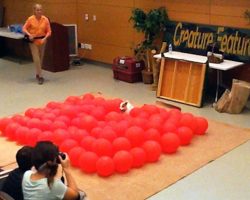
[1,146,33,200]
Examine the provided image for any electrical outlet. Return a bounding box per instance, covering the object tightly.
[84,14,89,21]
[84,44,92,50]
[80,43,85,49]
[93,15,97,21]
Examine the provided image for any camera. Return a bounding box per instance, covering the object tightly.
[56,152,66,163]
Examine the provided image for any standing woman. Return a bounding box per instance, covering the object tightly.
[23,4,51,85]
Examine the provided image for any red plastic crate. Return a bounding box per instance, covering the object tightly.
[112,67,142,83]
[113,56,144,73]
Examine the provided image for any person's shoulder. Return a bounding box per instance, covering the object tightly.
[27,15,35,21]
[42,15,50,22]
[23,170,33,178]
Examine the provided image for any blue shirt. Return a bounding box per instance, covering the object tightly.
[22,170,67,200]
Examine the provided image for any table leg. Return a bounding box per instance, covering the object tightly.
[215,69,220,102]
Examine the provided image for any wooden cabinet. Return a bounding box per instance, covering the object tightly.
[156,52,207,107]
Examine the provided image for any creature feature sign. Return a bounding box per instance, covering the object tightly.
[166,22,250,63]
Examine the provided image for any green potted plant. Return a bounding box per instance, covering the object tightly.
[130,7,169,84]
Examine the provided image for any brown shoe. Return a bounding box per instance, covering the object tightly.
[38,77,44,85]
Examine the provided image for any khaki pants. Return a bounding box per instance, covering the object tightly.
[29,42,46,76]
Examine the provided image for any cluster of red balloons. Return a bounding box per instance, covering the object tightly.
[0,93,208,177]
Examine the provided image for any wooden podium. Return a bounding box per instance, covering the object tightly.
[43,22,69,72]
[155,51,207,107]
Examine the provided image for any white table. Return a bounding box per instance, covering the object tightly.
[154,51,207,64]
[0,28,24,39]
[209,60,244,102]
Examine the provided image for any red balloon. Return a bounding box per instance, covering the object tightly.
[40,119,52,131]
[146,114,164,131]
[60,105,78,119]
[71,117,81,127]
[99,127,117,142]
[177,126,193,145]
[130,147,146,168]
[53,129,70,145]
[41,113,57,121]
[11,115,23,123]
[0,117,12,134]
[79,151,98,173]
[82,93,95,101]
[27,118,42,129]
[68,146,85,167]
[159,108,170,121]
[33,109,45,119]
[26,128,42,146]
[112,98,123,112]
[97,121,106,128]
[141,104,159,115]
[142,141,162,162]
[113,151,133,173]
[90,127,102,138]
[162,122,177,134]
[137,111,149,119]
[46,101,61,109]
[161,133,180,154]
[195,117,208,135]
[56,115,71,126]
[24,108,36,118]
[78,115,97,131]
[180,113,196,131]
[105,111,122,122]
[69,128,89,142]
[90,106,106,120]
[15,126,29,144]
[96,156,115,177]
[17,116,30,126]
[131,117,148,129]
[78,105,95,114]
[104,100,116,112]
[92,97,105,106]
[65,96,81,104]
[169,109,181,117]
[149,114,164,125]
[112,120,129,137]
[5,122,20,140]
[144,128,161,143]
[113,137,131,152]
[92,138,113,157]
[129,107,141,117]
[80,136,96,151]
[60,139,78,153]
[37,131,53,142]
[50,108,61,116]
[51,121,67,131]
[104,99,122,113]
[125,126,145,147]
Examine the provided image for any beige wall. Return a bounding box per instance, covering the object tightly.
[2,0,250,64]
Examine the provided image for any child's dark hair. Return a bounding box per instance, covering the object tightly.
[32,141,59,188]
[16,146,33,172]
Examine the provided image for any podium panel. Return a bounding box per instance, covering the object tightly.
[43,22,70,72]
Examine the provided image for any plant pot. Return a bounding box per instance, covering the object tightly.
[142,70,153,84]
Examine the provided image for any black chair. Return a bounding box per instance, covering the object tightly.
[0,169,12,190]
[0,191,15,200]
